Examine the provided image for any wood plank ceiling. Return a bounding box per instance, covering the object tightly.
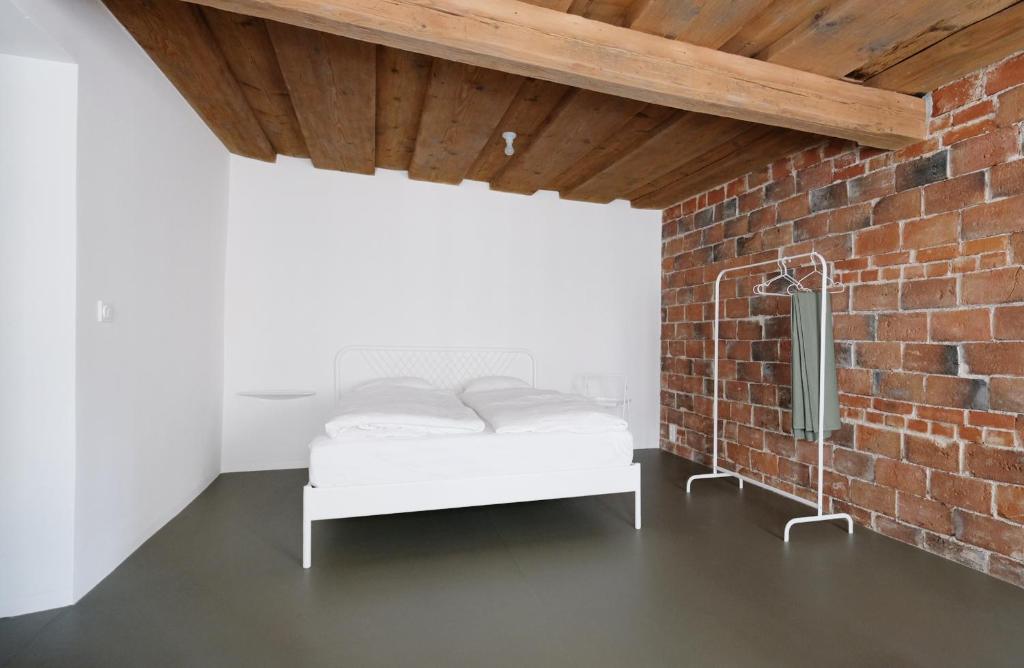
[105,0,1024,209]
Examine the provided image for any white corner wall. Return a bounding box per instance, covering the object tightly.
[222,157,662,472]
[14,0,231,602]
[0,52,78,618]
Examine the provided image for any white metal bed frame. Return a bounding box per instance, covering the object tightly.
[685,252,854,541]
[303,346,641,568]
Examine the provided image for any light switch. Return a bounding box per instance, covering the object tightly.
[669,423,678,442]
[96,300,114,323]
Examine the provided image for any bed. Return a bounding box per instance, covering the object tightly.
[302,346,641,568]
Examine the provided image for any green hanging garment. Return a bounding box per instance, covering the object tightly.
[790,291,841,441]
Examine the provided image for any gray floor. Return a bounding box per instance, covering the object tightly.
[3,450,1023,667]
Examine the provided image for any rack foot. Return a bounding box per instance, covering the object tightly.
[686,471,744,493]
[783,513,854,542]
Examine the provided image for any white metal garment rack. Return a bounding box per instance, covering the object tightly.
[685,251,854,541]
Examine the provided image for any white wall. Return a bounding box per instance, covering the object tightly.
[222,157,661,471]
[14,0,231,601]
[0,52,78,618]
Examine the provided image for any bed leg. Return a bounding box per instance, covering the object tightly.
[302,485,312,569]
[634,488,642,530]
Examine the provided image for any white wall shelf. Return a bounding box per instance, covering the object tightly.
[236,390,316,400]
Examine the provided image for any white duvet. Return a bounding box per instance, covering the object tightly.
[325,385,485,438]
[461,387,627,434]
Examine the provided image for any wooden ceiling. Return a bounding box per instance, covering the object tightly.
[105,0,1024,209]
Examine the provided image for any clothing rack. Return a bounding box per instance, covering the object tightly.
[685,251,854,541]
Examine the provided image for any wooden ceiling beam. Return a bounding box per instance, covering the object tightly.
[406,5,560,184]
[627,0,773,46]
[407,61,523,184]
[184,0,927,149]
[104,0,275,161]
[492,0,768,198]
[551,104,677,197]
[867,2,1024,94]
[267,22,376,174]
[759,0,1018,81]
[629,128,816,210]
[489,90,646,194]
[564,114,752,203]
[466,79,572,183]
[200,8,308,157]
[375,47,432,170]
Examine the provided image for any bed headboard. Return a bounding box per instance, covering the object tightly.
[334,346,535,399]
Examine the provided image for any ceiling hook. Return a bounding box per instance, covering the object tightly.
[502,131,517,156]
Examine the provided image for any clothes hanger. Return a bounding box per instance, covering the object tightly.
[797,259,846,294]
[753,258,804,295]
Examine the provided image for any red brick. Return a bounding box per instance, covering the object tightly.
[996,85,1024,127]
[875,458,925,494]
[828,203,872,233]
[962,268,1024,305]
[838,368,872,395]
[954,510,1024,560]
[932,74,981,115]
[873,190,921,224]
[967,410,1017,429]
[951,99,995,127]
[990,554,1024,588]
[853,283,898,311]
[848,168,894,203]
[749,449,780,477]
[1013,232,1024,263]
[996,485,1024,523]
[903,344,958,374]
[877,313,927,341]
[924,532,988,569]
[900,278,957,309]
[777,194,810,222]
[925,375,988,411]
[964,342,1024,375]
[962,195,1024,241]
[850,479,896,514]
[878,372,925,402]
[992,160,1024,200]
[764,431,796,458]
[923,172,985,215]
[833,447,873,479]
[854,223,900,256]
[990,377,1024,413]
[930,308,991,342]
[856,424,901,458]
[916,405,965,425]
[987,309,1020,351]
[778,458,810,486]
[793,212,828,242]
[942,119,997,147]
[873,515,922,546]
[966,443,1024,484]
[902,213,959,250]
[986,52,1024,94]
[930,472,991,514]
[906,435,960,472]
[796,162,832,192]
[898,494,954,534]
[833,313,874,340]
[950,127,1019,176]
[854,342,900,369]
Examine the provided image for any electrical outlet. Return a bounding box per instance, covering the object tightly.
[96,300,114,323]
[669,423,678,442]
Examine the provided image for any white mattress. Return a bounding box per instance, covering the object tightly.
[308,428,634,488]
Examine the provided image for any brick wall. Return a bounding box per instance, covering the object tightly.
[660,51,1024,587]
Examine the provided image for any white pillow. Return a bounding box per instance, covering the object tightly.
[353,377,434,391]
[462,375,530,393]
